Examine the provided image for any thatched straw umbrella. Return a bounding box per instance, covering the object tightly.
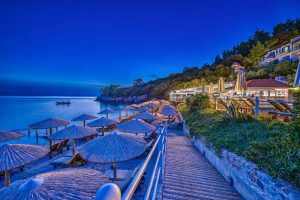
[209,82,214,96]
[136,106,148,112]
[235,70,247,96]
[143,103,156,108]
[78,132,147,180]
[98,109,115,119]
[133,112,158,122]
[218,77,225,93]
[160,105,177,122]
[29,118,70,157]
[0,144,48,186]
[71,114,98,126]
[0,131,23,142]
[52,125,96,155]
[0,168,109,200]
[87,117,117,136]
[117,119,156,136]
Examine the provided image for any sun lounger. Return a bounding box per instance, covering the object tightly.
[51,153,86,168]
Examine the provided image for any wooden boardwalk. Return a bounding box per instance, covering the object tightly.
[162,128,242,200]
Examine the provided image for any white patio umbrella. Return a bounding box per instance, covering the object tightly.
[71,114,98,126]
[52,125,96,155]
[0,168,109,200]
[78,132,147,180]
[0,144,49,186]
[235,70,247,96]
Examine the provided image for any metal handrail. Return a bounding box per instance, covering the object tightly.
[122,126,166,200]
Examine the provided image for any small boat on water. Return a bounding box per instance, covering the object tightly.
[56,101,71,105]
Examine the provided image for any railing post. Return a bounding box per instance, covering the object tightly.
[254,97,260,118]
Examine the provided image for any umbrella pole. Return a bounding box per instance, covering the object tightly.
[4,171,10,187]
[35,129,38,144]
[113,162,117,181]
[28,128,30,136]
[72,138,76,155]
[49,128,53,158]
[106,113,108,119]
[83,120,86,127]
[46,128,48,136]
[102,126,104,136]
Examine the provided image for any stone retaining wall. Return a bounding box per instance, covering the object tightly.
[192,138,300,200]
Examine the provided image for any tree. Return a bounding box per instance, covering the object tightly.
[248,41,266,67]
[132,78,144,86]
[212,55,223,66]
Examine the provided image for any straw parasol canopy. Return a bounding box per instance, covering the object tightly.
[235,70,247,96]
[0,131,23,142]
[0,144,49,186]
[78,132,147,179]
[159,105,177,116]
[87,117,117,136]
[71,114,98,126]
[218,77,225,93]
[98,109,115,119]
[29,118,70,130]
[209,82,214,95]
[0,168,109,200]
[143,103,156,108]
[52,125,96,155]
[29,118,70,158]
[136,106,148,112]
[133,112,158,121]
[117,119,156,136]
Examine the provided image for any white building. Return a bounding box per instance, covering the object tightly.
[260,35,300,66]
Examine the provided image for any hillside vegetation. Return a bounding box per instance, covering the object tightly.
[178,91,300,188]
[102,19,300,99]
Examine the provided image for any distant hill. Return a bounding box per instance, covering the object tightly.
[101,19,300,99]
[0,79,102,96]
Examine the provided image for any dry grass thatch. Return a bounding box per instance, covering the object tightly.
[0,131,23,142]
[133,112,158,121]
[71,114,98,122]
[78,132,147,163]
[52,125,96,140]
[29,118,70,129]
[0,144,49,171]
[117,119,156,134]
[0,168,109,200]
[87,117,117,127]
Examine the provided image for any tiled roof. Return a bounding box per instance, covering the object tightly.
[246,79,290,88]
[225,79,290,90]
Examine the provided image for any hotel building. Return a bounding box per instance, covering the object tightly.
[260,35,300,66]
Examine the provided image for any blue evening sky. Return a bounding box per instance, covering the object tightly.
[0,0,300,88]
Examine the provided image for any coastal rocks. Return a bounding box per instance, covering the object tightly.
[96,95,148,104]
[192,138,300,200]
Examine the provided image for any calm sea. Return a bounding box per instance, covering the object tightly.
[0,96,126,145]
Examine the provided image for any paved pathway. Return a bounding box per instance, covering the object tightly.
[162,128,242,200]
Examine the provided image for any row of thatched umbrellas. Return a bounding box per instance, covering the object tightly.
[0,102,178,199]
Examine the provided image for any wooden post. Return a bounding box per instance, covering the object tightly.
[83,120,86,127]
[28,128,31,136]
[35,129,38,144]
[254,97,260,118]
[113,162,117,181]
[119,111,121,120]
[46,128,48,136]
[102,126,104,136]
[49,128,53,158]
[4,171,10,187]
[106,113,108,119]
[72,138,75,155]
[215,99,218,110]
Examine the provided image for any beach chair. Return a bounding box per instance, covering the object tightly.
[51,153,86,168]
[50,143,60,154]
[57,139,69,153]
